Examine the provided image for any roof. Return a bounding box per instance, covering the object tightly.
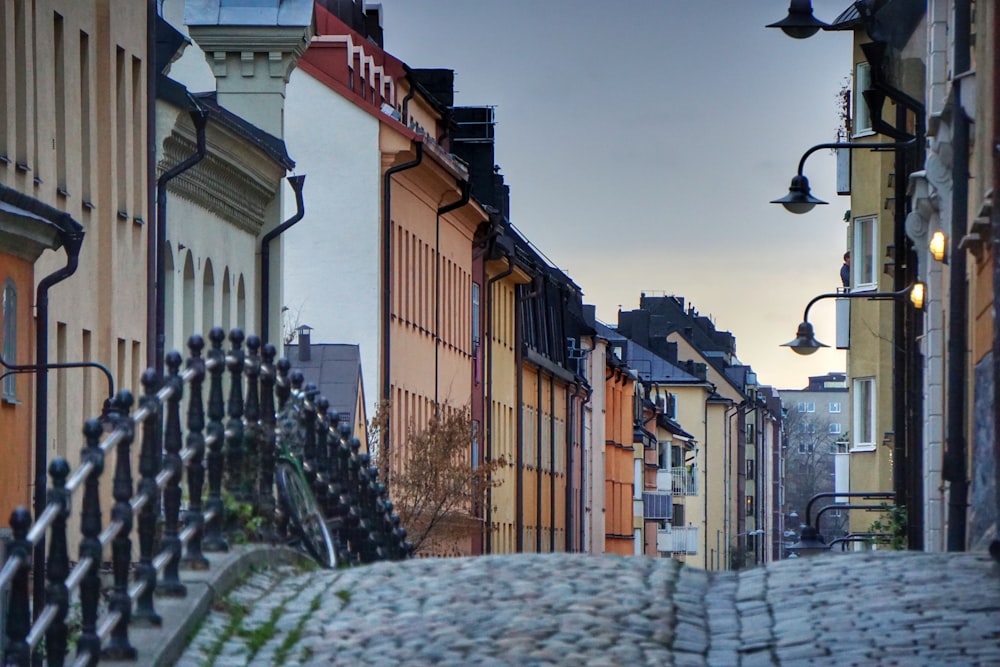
[185,0,314,27]
[0,181,84,247]
[283,343,363,424]
[594,321,702,385]
[191,92,295,170]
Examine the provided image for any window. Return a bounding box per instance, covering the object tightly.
[853,216,878,290]
[746,459,755,479]
[471,282,480,350]
[852,377,876,451]
[854,62,873,135]
[2,280,17,401]
[829,423,842,434]
[746,495,755,516]
[796,401,815,413]
[829,402,842,413]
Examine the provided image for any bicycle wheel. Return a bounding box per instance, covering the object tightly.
[275,461,337,568]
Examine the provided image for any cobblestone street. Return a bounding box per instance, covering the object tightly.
[175,551,1000,666]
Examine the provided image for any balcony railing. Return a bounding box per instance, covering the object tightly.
[657,525,699,554]
[661,467,697,496]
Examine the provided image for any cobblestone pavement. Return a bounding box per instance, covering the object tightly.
[176,551,1000,666]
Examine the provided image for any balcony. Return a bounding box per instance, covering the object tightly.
[657,525,699,555]
[658,467,697,496]
[643,491,672,521]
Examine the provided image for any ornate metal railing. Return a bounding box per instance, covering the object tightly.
[0,328,410,666]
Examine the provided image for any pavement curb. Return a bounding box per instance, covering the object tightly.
[103,545,311,667]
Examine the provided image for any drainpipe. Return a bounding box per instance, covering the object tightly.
[515,284,524,551]
[944,0,971,552]
[33,219,85,621]
[435,180,470,408]
[400,79,416,127]
[381,143,423,472]
[260,174,306,345]
[145,0,157,368]
[992,2,1000,564]
[153,107,208,377]
[484,253,513,553]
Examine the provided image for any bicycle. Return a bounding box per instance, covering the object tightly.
[274,411,337,568]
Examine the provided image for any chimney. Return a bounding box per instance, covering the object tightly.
[297,325,313,362]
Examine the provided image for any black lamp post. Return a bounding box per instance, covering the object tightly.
[770,139,916,215]
[781,285,924,356]
[765,0,829,40]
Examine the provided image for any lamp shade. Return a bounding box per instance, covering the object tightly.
[766,0,829,39]
[787,525,828,557]
[781,321,829,355]
[771,175,828,214]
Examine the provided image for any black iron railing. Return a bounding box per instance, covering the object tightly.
[0,328,410,666]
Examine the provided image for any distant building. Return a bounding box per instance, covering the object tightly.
[780,373,850,549]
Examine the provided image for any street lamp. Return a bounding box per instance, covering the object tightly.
[786,525,827,557]
[765,0,829,40]
[770,139,916,215]
[782,285,925,355]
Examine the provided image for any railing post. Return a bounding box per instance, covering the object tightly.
[273,358,292,538]
[257,343,278,542]
[44,458,71,667]
[301,382,318,483]
[103,390,138,657]
[225,329,247,503]
[182,335,210,569]
[158,351,186,596]
[203,327,228,552]
[133,369,162,627]
[313,399,331,520]
[244,335,262,529]
[3,508,32,667]
[76,419,104,667]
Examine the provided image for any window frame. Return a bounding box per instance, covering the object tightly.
[853,61,874,137]
[852,215,878,291]
[851,377,876,452]
[829,402,842,413]
[2,279,17,403]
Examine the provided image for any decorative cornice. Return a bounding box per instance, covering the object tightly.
[158,133,280,235]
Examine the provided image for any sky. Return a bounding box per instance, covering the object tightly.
[374,0,855,390]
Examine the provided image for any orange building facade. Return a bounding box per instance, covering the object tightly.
[604,357,636,555]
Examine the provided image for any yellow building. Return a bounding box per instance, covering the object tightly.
[0,0,149,521]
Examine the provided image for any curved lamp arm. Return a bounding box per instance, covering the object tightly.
[794,138,916,177]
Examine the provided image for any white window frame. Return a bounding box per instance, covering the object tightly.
[829,402,842,413]
[829,423,842,434]
[853,215,878,291]
[854,61,874,137]
[851,377,876,452]
[2,280,17,402]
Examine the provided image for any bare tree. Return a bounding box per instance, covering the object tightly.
[368,402,504,556]
[783,409,847,539]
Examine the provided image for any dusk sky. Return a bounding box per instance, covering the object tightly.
[376,0,855,390]
[167,0,856,391]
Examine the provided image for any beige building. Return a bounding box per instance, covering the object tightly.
[1,1,150,512]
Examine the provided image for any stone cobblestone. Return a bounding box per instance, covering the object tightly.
[177,551,1000,666]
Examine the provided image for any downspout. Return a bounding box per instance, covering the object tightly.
[153,107,208,377]
[33,221,84,621]
[435,180,470,408]
[485,253,514,553]
[992,1,1000,564]
[945,0,972,552]
[537,366,543,552]
[260,174,306,345]
[515,285,524,551]
[382,142,423,472]
[549,373,556,551]
[145,0,157,368]
[400,76,416,127]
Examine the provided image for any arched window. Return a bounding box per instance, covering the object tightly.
[236,275,246,332]
[2,279,17,401]
[202,259,215,333]
[164,244,175,354]
[183,252,195,341]
[221,267,232,333]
